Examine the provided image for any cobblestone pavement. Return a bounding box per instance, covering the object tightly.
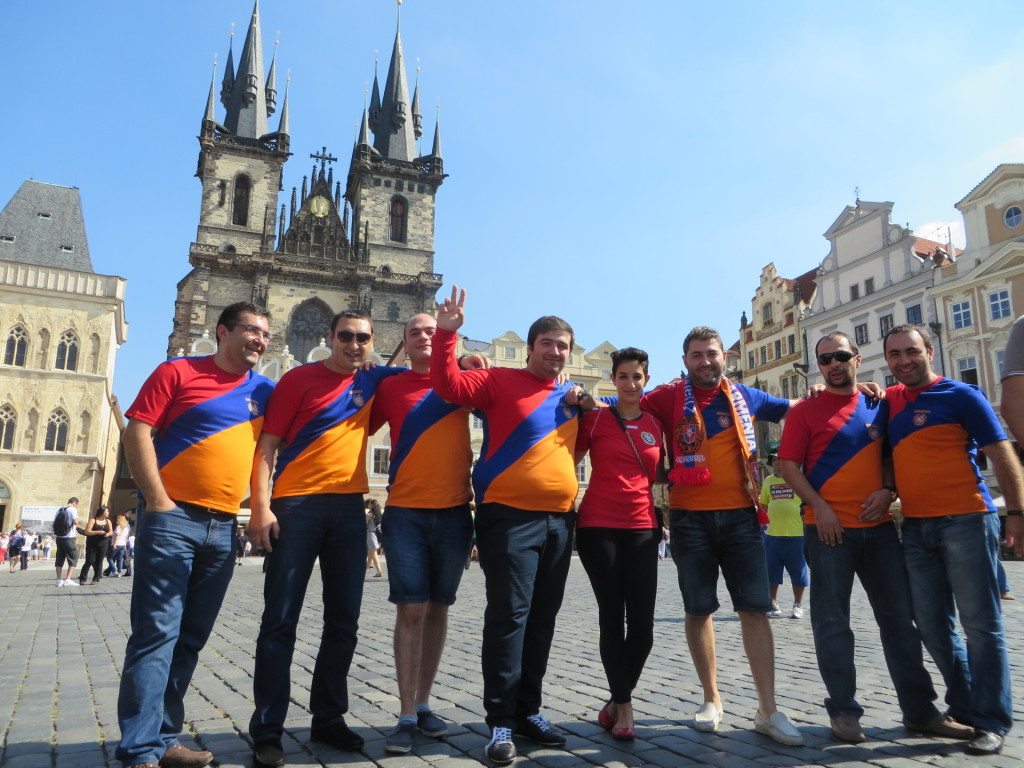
[0,556,1021,768]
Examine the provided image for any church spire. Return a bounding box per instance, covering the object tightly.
[411,70,423,140]
[265,37,279,117]
[431,113,442,159]
[277,76,290,137]
[357,107,371,147]
[224,0,269,138]
[204,62,218,124]
[220,29,235,108]
[368,63,381,135]
[373,5,416,161]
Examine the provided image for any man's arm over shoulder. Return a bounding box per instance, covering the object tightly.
[741,383,790,423]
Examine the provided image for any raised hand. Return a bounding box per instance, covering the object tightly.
[436,284,467,332]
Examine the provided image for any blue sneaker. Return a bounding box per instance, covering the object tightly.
[417,709,448,738]
[384,721,416,754]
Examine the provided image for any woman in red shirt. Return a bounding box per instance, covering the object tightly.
[575,348,664,740]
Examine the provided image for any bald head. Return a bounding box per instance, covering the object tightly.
[405,313,437,372]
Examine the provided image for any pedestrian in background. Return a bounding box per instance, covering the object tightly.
[80,506,112,584]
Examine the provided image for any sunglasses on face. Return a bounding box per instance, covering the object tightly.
[817,350,855,366]
[335,330,372,345]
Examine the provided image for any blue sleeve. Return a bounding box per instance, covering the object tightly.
[960,383,1007,447]
[740,384,789,423]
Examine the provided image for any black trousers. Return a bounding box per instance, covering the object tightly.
[80,539,110,582]
[576,527,660,703]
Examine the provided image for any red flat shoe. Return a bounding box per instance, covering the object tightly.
[598,702,615,731]
[612,725,635,741]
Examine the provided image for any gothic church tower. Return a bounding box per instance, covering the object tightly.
[169,1,447,370]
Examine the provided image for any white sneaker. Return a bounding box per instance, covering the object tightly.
[767,603,782,617]
[55,578,63,587]
[63,579,78,587]
[754,710,803,746]
[693,701,723,732]
[790,604,803,619]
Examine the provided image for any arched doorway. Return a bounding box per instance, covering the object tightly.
[0,478,12,531]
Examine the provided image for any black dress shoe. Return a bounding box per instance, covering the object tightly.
[966,730,1003,755]
[253,742,285,768]
[310,720,364,751]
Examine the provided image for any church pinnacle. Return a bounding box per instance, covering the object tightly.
[222,0,269,138]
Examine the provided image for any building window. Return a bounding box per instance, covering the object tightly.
[787,334,795,355]
[774,340,782,359]
[503,345,516,360]
[747,351,755,369]
[472,414,484,430]
[884,374,896,387]
[1004,205,1023,228]
[372,447,390,475]
[854,323,869,346]
[989,289,1011,320]
[389,197,407,242]
[232,175,251,227]
[864,278,875,295]
[576,462,587,482]
[952,300,973,329]
[956,356,978,386]
[44,409,69,452]
[387,301,399,322]
[55,331,79,371]
[781,378,790,399]
[997,349,1006,378]
[850,284,860,301]
[906,304,922,325]
[879,314,894,337]
[4,325,27,367]
[760,345,767,364]
[762,304,773,324]
[0,404,15,450]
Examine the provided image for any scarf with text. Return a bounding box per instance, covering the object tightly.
[668,377,759,505]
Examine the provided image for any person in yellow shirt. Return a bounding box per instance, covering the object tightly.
[758,454,808,619]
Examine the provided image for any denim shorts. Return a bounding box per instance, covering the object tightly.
[380,504,474,605]
[669,507,773,615]
[763,535,810,587]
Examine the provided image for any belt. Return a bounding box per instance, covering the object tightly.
[172,500,235,518]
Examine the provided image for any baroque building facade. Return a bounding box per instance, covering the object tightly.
[0,181,129,530]
[932,164,1024,433]
[736,263,816,454]
[169,1,446,367]
[802,199,956,389]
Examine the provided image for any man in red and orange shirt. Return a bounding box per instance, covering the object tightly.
[884,324,1024,756]
[779,331,969,744]
[117,302,274,768]
[431,286,579,766]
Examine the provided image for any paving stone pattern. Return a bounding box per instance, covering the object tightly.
[0,558,1021,767]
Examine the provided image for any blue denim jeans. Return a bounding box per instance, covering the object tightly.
[475,503,575,729]
[381,504,474,605]
[111,544,126,574]
[669,508,773,614]
[249,493,367,746]
[901,513,1012,735]
[804,523,939,723]
[115,504,236,768]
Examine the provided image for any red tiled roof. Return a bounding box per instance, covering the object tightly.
[912,237,961,266]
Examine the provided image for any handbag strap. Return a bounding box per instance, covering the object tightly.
[608,406,648,477]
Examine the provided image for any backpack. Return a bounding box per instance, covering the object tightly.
[52,507,73,537]
[9,531,24,549]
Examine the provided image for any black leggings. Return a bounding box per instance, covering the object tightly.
[80,539,110,582]
[576,526,660,703]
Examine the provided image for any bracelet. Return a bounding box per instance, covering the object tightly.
[1007,510,1024,517]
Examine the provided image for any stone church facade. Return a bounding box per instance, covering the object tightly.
[168,2,446,372]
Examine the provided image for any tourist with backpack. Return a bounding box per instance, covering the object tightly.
[53,497,80,586]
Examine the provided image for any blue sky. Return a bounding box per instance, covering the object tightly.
[4,1,1024,401]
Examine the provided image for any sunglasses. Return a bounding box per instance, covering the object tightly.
[335,330,372,345]
[229,323,272,342]
[817,350,855,366]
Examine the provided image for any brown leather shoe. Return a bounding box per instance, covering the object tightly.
[830,713,865,743]
[159,744,214,767]
[902,714,974,740]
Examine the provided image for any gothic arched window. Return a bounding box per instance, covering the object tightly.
[389,197,407,242]
[232,175,251,227]
[44,408,69,452]
[55,330,79,371]
[0,403,15,450]
[286,299,333,363]
[4,326,27,367]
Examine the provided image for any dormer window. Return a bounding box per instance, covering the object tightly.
[37,212,52,220]
[0,235,14,243]
[60,244,74,253]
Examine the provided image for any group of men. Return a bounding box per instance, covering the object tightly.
[112,292,1023,768]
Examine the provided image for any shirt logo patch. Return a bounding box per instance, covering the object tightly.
[867,424,881,440]
[717,413,731,428]
[351,390,365,408]
[246,397,261,417]
[912,411,928,426]
[640,431,657,446]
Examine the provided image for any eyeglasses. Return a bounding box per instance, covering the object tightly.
[335,330,373,345]
[817,350,855,366]
[229,323,272,341]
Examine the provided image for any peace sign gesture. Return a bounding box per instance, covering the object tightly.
[436,284,467,332]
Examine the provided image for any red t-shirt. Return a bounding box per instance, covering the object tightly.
[576,408,663,528]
